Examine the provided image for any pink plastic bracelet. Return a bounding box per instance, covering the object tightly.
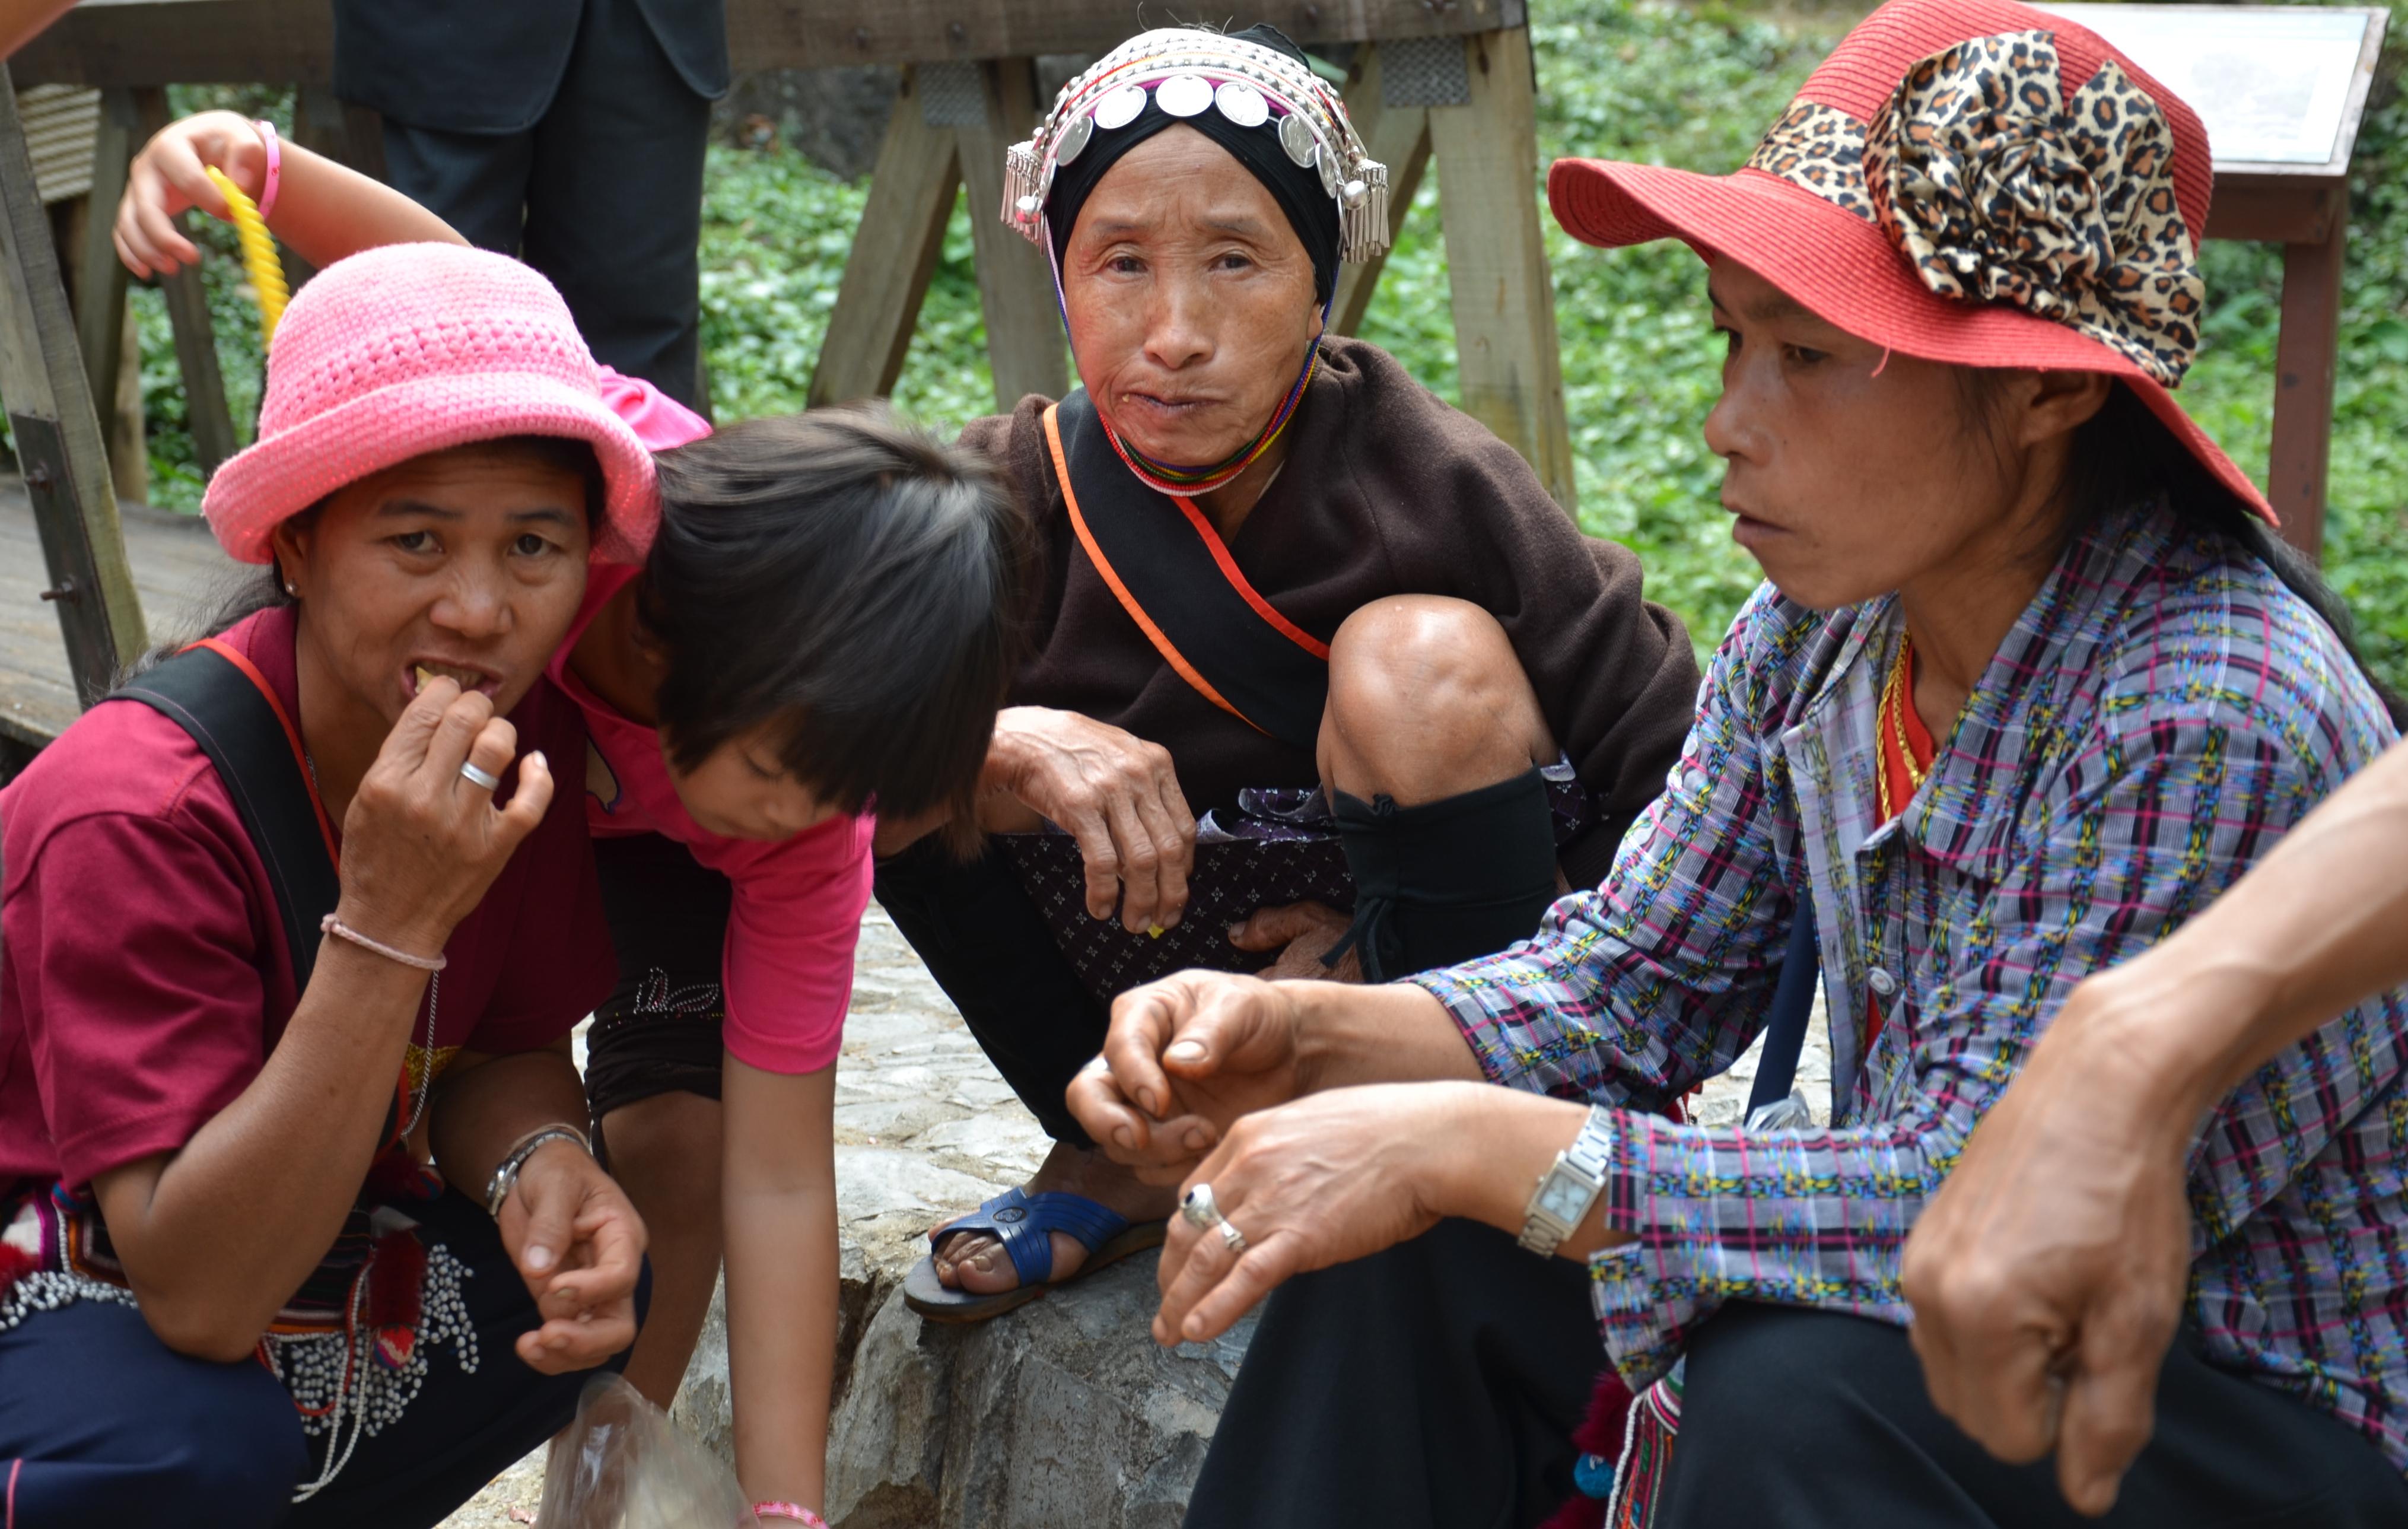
[750,1505,828,1528]
[251,119,281,220]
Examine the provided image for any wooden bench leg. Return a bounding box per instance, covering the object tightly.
[75,88,136,473]
[2267,228,2345,561]
[808,66,962,408]
[957,56,1066,412]
[1427,28,1577,513]
[1332,41,1435,340]
[0,61,146,702]
[131,87,237,476]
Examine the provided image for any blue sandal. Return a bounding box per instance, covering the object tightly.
[903,1187,1169,1324]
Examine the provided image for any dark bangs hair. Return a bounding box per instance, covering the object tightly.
[643,408,1028,847]
[1963,375,2408,729]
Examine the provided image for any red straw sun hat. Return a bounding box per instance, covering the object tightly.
[1550,0,2270,522]
[202,243,661,564]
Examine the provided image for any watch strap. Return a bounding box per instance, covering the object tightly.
[484,1123,591,1217]
[1517,1105,1615,1257]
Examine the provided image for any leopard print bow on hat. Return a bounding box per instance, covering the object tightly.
[1747,29,2204,385]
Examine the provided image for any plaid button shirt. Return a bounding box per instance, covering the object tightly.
[1417,506,2408,1468]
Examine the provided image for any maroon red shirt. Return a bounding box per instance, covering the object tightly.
[0,606,613,1199]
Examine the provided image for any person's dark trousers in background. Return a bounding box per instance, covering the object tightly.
[0,1190,650,1529]
[1186,1220,2408,1529]
[1650,1303,2408,1528]
[1186,1219,1599,1529]
[873,838,1113,1147]
[333,0,726,410]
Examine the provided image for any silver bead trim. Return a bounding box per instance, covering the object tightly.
[1000,26,1393,264]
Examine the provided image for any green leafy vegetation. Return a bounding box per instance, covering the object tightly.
[135,2,2408,682]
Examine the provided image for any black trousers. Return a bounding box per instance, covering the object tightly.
[0,1190,645,1528]
[1188,1220,2408,1529]
[377,0,711,408]
[873,840,1110,1146]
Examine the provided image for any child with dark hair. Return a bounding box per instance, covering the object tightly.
[120,117,1025,1526]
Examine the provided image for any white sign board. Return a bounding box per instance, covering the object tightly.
[2038,4,2373,166]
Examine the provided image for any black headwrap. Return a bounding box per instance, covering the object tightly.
[1044,24,1343,306]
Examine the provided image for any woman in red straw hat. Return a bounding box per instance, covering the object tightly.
[1064,1,2408,1524]
[0,243,653,1525]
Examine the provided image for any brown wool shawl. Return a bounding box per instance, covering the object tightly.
[958,335,1703,887]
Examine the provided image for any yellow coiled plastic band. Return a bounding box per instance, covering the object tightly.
[203,164,288,345]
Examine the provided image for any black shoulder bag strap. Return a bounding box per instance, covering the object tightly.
[108,641,342,997]
[1745,899,1822,1118]
[1046,389,1331,751]
[107,643,406,1146]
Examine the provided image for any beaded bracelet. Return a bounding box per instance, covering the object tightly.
[251,118,282,219]
[751,1504,828,1527]
[320,913,447,972]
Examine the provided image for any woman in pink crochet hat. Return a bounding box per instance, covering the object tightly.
[0,243,657,1525]
[116,116,1026,1527]
[1063,1,2408,1525]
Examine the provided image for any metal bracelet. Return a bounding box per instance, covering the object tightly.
[484,1123,593,1218]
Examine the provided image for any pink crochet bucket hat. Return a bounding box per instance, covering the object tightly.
[203,243,660,564]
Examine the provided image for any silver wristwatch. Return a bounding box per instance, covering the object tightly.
[485,1124,591,1218]
[1518,1106,1614,1257]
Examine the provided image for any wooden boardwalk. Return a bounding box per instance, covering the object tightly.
[1,473,236,754]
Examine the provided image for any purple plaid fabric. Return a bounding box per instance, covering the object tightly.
[1416,506,2408,1470]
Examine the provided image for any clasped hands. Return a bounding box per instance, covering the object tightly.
[1068,972,1466,1347]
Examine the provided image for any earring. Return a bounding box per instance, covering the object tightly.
[285,581,297,595]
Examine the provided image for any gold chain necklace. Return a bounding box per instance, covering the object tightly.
[1876,638,1929,823]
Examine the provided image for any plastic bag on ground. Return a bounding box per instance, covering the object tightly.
[534,1375,758,1528]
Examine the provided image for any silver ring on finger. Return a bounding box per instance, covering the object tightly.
[1181,1182,1223,1231]
[1219,1219,1247,1256]
[460,760,502,792]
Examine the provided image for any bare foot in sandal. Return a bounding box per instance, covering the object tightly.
[933,1143,1176,1293]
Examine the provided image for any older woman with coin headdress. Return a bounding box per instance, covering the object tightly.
[873,23,1700,1320]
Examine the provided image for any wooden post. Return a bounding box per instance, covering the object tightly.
[1332,40,1435,339]
[112,293,145,503]
[1426,28,1576,511]
[0,62,146,701]
[129,87,237,474]
[808,67,960,407]
[2266,227,2346,560]
[74,87,135,454]
[956,56,1066,411]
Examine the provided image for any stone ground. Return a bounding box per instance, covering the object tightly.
[440,905,1834,1527]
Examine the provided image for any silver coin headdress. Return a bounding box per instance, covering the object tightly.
[1002,28,1392,263]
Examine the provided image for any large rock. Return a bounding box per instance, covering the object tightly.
[824,1257,1253,1529]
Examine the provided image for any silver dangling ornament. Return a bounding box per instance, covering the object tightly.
[1214,81,1269,128]
[1056,110,1095,166]
[1095,84,1147,131]
[1156,74,1213,117]
[1278,111,1318,168]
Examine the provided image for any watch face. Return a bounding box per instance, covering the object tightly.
[1536,1169,1592,1223]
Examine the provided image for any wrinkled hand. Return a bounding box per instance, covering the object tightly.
[498,1140,647,1374]
[984,707,1195,933]
[336,678,554,959]
[1067,971,1312,1184]
[1902,978,2199,1518]
[1229,901,1362,983]
[1152,1083,1462,1345]
[115,110,265,278]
